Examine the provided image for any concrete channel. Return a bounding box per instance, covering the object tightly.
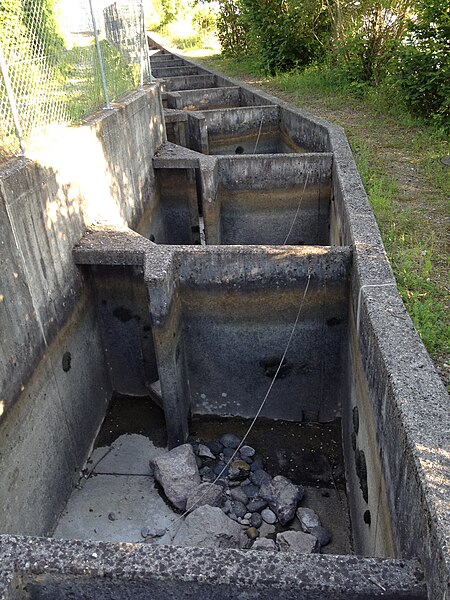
[0,38,448,599]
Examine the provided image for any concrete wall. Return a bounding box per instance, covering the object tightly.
[0,86,166,535]
[213,154,332,245]
[166,86,242,111]
[327,119,450,597]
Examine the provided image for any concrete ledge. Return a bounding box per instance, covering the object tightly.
[73,224,155,266]
[0,534,427,599]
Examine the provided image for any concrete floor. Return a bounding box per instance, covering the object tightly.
[54,431,351,554]
[53,434,178,544]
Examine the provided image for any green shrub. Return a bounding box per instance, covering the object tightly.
[216,0,249,57]
[396,0,450,129]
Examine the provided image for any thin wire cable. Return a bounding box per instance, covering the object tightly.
[158,269,313,536]
[253,115,264,153]
[147,168,314,539]
[283,171,309,244]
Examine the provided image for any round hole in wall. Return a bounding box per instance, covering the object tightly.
[149,234,156,242]
[235,146,244,154]
[364,510,371,526]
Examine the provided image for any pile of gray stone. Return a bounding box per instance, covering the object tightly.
[148,434,331,553]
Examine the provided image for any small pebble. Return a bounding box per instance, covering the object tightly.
[246,527,259,540]
[223,447,236,459]
[240,445,256,458]
[247,498,268,512]
[232,500,247,518]
[230,487,248,505]
[213,461,228,476]
[220,433,241,448]
[241,483,259,498]
[252,538,277,551]
[197,444,216,459]
[107,512,116,521]
[251,469,272,486]
[250,512,263,528]
[310,525,331,547]
[251,458,264,472]
[244,512,252,520]
[261,508,277,524]
[206,441,223,455]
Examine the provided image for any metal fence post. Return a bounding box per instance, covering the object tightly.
[88,0,111,109]
[140,0,153,83]
[0,45,26,155]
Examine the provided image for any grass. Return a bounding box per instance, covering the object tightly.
[353,138,449,358]
[188,52,450,385]
[59,40,137,122]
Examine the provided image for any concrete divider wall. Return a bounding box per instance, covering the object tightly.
[203,105,280,138]
[0,86,166,535]
[210,154,332,245]
[144,245,352,446]
[167,86,241,111]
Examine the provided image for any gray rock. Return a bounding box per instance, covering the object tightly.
[239,530,253,549]
[251,458,264,472]
[186,482,224,512]
[297,507,321,532]
[230,486,248,505]
[250,512,263,528]
[310,525,331,547]
[247,498,267,512]
[223,447,236,459]
[206,441,223,455]
[277,530,319,554]
[199,466,215,483]
[250,469,272,486]
[228,478,241,487]
[240,478,251,487]
[172,505,242,549]
[215,478,228,489]
[220,434,241,449]
[151,444,201,511]
[197,444,216,459]
[252,538,277,551]
[259,522,276,537]
[222,499,232,514]
[261,508,277,524]
[241,483,259,498]
[213,461,228,477]
[240,445,256,458]
[232,500,247,518]
[141,526,165,539]
[260,475,304,526]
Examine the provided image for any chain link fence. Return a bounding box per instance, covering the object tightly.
[0,0,152,160]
